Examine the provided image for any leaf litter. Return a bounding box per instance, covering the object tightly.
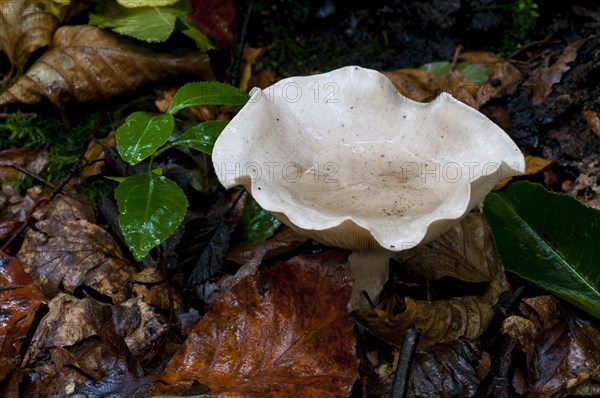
[1,3,600,397]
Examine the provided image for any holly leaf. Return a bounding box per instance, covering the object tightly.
[115,172,188,261]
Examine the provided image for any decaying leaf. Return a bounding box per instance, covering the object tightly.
[131,268,183,311]
[0,148,49,182]
[496,295,600,396]
[227,225,308,265]
[0,0,68,67]
[189,0,238,49]
[0,253,46,382]
[0,184,41,239]
[21,293,148,396]
[0,25,215,110]
[351,272,510,350]
[527,38,588,105]
[151,251,358,397]
[17,195,135,303]
[394,212,501,283]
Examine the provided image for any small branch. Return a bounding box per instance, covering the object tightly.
[230,1,254,87]
[390,325,420,398]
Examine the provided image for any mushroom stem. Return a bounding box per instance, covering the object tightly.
[348,251,392,310]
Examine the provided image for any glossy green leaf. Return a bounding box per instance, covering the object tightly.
[483,181,600,319]
[420,61,452,77]
[115,172,188,261]
[168,82,250,114]
[116,112,174,165]
[240,196,282,243]
[117,0,179,7]
[90,0,212,49]
[456,63,492,86]
[173,120,227,155]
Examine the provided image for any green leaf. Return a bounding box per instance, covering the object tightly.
[116,112,174,165]
[456,63,492,86]
[89,0,207,45]
[173,120,227,155]
[420,61,452,77]
[240,196,282,243]
[117,0,179,7]
[115,172,188,261]
[178,19,215,51]
[168,82,250,114]
[483,181,600,319]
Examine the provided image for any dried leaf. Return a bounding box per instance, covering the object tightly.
[0,0,68,67]
[131,268,183,311]
[0,148,49,181]
[151,251,358,397]
[494,154,554,190]
[527,38,588,105]
[113,297,168,357]
[458,52,523,106]
[0,185,40,239]
[394,212,501,283]
[0,253,46,381]
[0,25,215,110]
[351,272,510,350]
[17,195,136,303]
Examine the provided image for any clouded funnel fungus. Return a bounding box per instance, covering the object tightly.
[213,66,524,309]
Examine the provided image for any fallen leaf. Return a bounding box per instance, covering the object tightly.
[351,271,510,350]
[17,195,136,303]
[151,251,358,397]
[0,0,68,67]
[189,0,237,49]
[0,25,215,110]
[226,226,309,265]
[81,131,116,178]
[113,297,168,357]
[0,148,49,182]
[0,253,46,382]
[394,212,501,283]
[494,154,554,189]
[583,109,600,139]
[458,52,523,106]
[527,38,588,105]
[131,268,183,311]
[0,184,40,239]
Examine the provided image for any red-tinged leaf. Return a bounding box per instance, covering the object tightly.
[0,253,46,382]
[151,251,358,397]
[188,0,238,49]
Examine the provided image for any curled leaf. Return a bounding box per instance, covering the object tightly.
[351,272,510,350]
[0,0,68,67]
[0,25,214,110]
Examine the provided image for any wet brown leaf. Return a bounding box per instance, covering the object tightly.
[189,0,237,49]
[113,297,168,357]
[0,252,46,382]
[0,25,215,110]
[17,195,135,303]
[351,272,510,350]
[527,38,588,105]
[394,212,501,283]
[0,0,67,67]
[227,226,309,265]
[131,268,183,311]
[0,148,49,182]
[151,251,358,397]
[81,131,116,178]
[0,184,40,239]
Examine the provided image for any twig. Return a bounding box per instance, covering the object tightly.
[0,161,73,197]
[230,1,254,87]
[0,198,48,252]
[390,325,420,398]
[450,44,464,71]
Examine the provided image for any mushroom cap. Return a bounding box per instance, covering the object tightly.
[212,66,524,252]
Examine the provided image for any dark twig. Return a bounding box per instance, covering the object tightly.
[450,44,464,71]
[0,198,48,252]
[390,325,420,398]
[230,1,254,87]
[0,161,73,197]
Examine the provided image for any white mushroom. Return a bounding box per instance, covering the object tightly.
[212,66,524,309]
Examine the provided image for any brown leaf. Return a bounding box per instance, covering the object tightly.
[494,154,554,190]
[113,297,168,357]
[393,212,501,283]
[0,0,67,67]
[17,195,136,303]
[382,68,445,102]
[583,109,600,139]
[0,252,46,382]
[227,226,309,265]
[131,268,183,311]
[0,25,215,110]
[151,251,358,397]
[0,148,49,181]
[189,0,238,49]
[0,184,40,239]
[458,51,523,106]
[527,38,588,105]
[351,271,510,350]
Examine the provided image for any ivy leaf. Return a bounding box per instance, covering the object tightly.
[116,112,174,165]
[168,82,249,114]
[483,181,600,319]
[173,120,227,155]
[420,61,452,77]
[115,172,188,261]
[240,196,282,243]
[456,63,493,86]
